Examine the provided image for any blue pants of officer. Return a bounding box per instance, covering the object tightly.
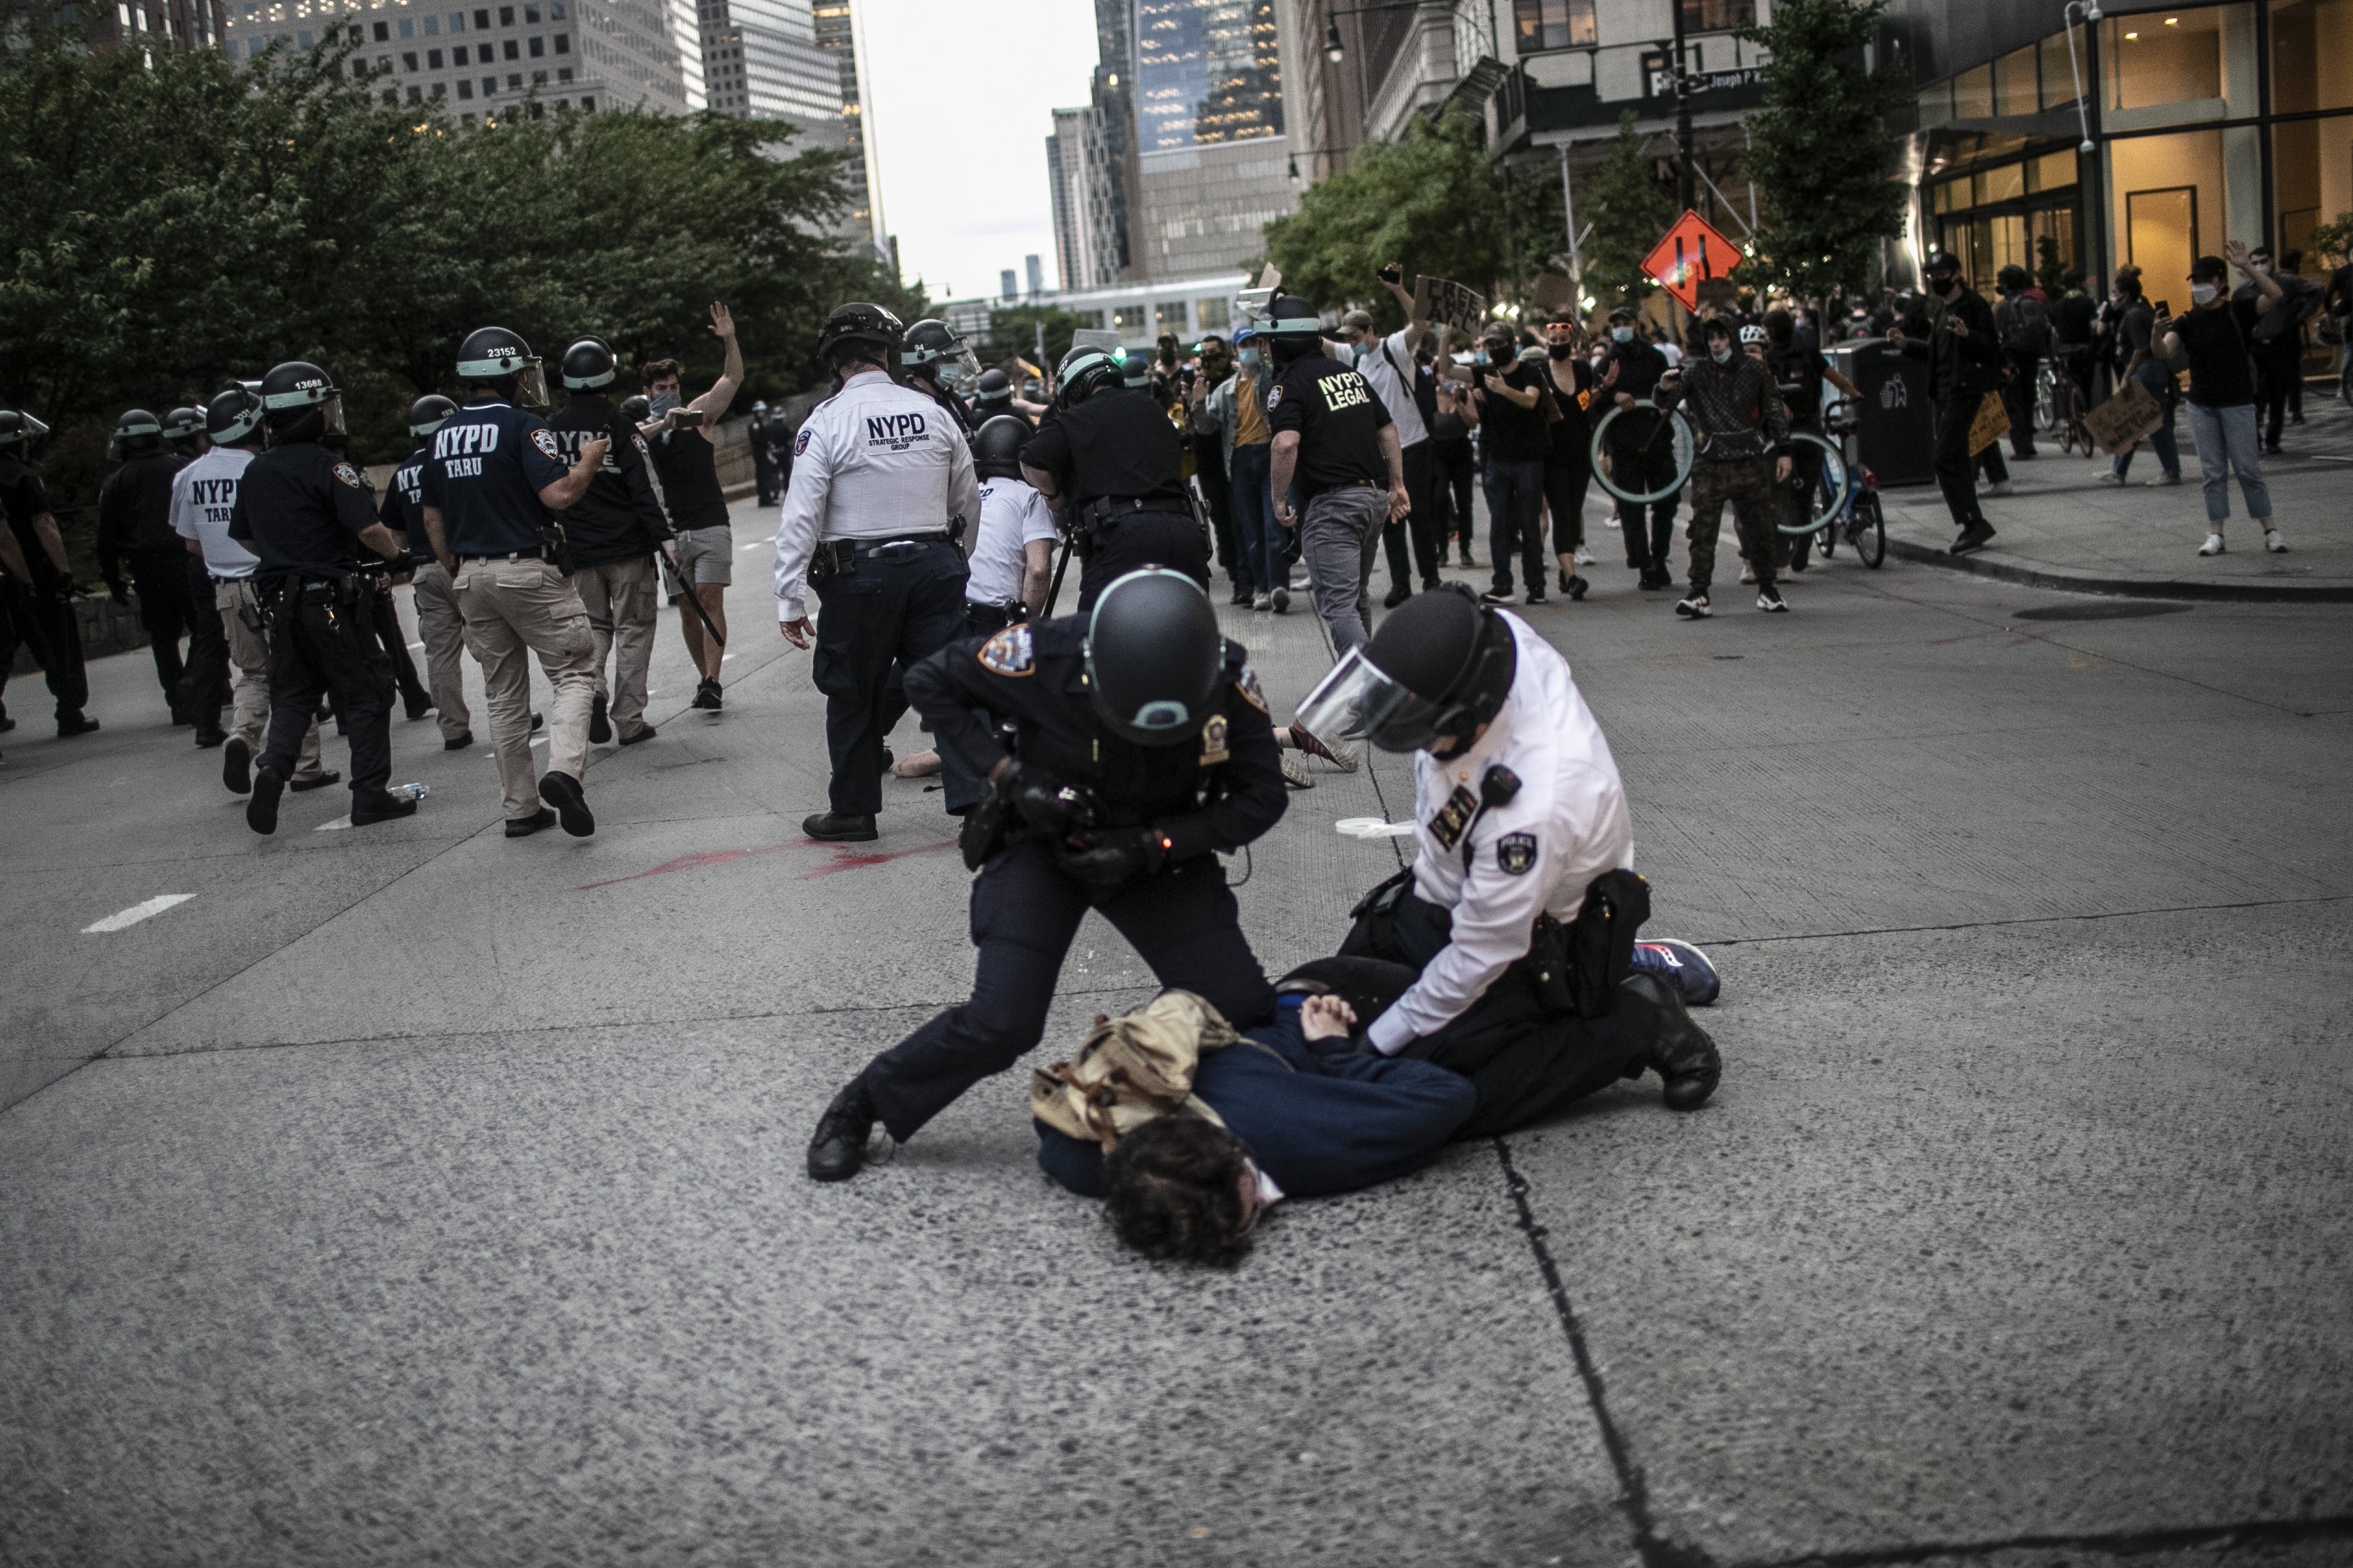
[1342,889,1655,1139]
[858,840,1278,1142]
[260,589,395,805]
[1074,509,1210,612]
[812,538,977,818]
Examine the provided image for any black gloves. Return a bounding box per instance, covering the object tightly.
[1054,826,1170,891]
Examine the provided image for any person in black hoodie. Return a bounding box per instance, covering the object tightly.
[1888,251,2004,554]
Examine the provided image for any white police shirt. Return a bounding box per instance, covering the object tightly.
[965,476,1058,607]
[168,445,259,579]
[772,368,982,622]
[1366,612,1634,1056]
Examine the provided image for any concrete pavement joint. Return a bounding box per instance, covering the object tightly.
[1695,892,2351,949]
[1745,1511,2353,1567]
[1883,535,2353,604]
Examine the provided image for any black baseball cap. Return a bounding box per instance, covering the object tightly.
[2188,255,2229,282]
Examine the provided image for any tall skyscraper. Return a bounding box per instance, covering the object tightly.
[812,0,886,258]
[693,0,837,138]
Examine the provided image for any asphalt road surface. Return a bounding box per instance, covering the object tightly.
[4,516,2349,1567]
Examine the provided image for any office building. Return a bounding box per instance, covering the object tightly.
[70,0,226,52]
[936,269,1252,355]
[813,0,886,255]
[693,0,838,144]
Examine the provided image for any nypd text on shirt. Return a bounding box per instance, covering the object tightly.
[1318,373,1371,412]
[867,412,928,452]
[187,476,240,526]
[433,421,502,477]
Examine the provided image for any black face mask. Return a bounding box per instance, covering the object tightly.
[1546,343,1575,360]
[1930,272,1962,296]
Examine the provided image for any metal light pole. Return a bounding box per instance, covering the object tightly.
[1672,0,1695,214]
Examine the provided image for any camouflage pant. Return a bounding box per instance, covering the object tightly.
[1686,456,1780,593]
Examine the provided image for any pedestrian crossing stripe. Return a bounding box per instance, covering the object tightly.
[977,624,1034,676]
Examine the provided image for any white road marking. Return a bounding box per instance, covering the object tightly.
[738,539,770,552]
[83,895,195,933]
[316,815,353,832]
[721,654,738,662]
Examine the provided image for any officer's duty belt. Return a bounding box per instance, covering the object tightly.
[845,532,952,556]
[455,548,552,564]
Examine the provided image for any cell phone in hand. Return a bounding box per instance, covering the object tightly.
[1378,264,1404,286]
[2153,300,2171,317]
[671,408,706,428]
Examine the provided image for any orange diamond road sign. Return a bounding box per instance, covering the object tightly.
[1642,209,1744,311]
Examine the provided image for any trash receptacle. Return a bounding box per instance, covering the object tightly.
[1832,341,1935,487]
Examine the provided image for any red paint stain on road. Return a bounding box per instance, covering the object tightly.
[577,836,957,892]
[795,839,959,879]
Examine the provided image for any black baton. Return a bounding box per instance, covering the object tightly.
[1043,537,1074,618]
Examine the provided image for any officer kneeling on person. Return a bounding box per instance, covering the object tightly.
[775,302,982,841]
[419,326,609,838]
[804,568,1288,1182]
[1285,585,1721,1136]
[1018,344,1210,611]
[225,361,412,834]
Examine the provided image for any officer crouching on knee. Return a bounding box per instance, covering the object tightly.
[774,302,982,841]
[419,327,609,838]
[225,360,414,834]
[1018,344,1210,611]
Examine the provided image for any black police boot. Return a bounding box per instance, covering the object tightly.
[802,811,878,842]
[247,766,286,835]
[57,714,100,738]
[807,1076,879,1182]
[589,693,613,745]
[351,794,418,827]
[221,736,253,795]
[444,730,475,750]
[618,724,657,746]
[289,770,342,792]
[1383,583,1411,609]
[194,721,227,749]
[537,770,595,837]
[505,807,558,837]
[531,711,545,732]
[1622,971,1721,1111]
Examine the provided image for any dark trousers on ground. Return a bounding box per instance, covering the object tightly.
[811,538,976,818]
[129,547,197,715]
[2254,355,2296,447]
[2001,352,2040,455]
[754,453,780,507]
[367,587,428,711]
[1607,431,1681,572]
[182,551,230,725]
[1196,442,1238,586]
[260,588,395,804]
[858,840,1278,1142]
[1430,439,1475,556]
[1073,508,1209,612]
[0,579,91,723]
[1543,459,1592,557]
[1340,890,1654,1139]
[1781,435,1824,570]
[1378,439,1441,593]
[1687,457,1780,594]
[1933,394,1992,534]
[1482,457,1546,596]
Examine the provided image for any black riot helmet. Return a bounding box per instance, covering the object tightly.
[205,384,265,447]
[902,318,981,391]
[408,394,458,437]
[561,336,619,391]
[0,409,51,450]
[619,394,652,424]
[259,360,346,444]
[111,407,164,460]
[1263,290,1326,365]
[816,301,905,373]
[1083,569,1225,748]
[972,367,1013,409]
[1054,344,1122,408]
[972,414,1030,481]
[457,325,548,408]
[1295,582,1517,756]
[161,405,206,452]
[1118,346,1154,389]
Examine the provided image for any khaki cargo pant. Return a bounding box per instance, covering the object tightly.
[452,556,598,822]
[215,579,324,779]
[408,559,472,743]
[572,555,659,739]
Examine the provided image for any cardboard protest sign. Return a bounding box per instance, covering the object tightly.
[1530,273,1578,312]
[1966,391,2010,456]
[2080,377,2165,455]
[1415,276,1489,335]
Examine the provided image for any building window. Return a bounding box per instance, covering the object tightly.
[449,10,464,28]
[1953,62,1991,120]
[2038,29,2084,111]
[1676,0,1751,31]
[2275,112,2353,277]
[1156,300,1189,336]
[1992,44,2036,116]
[2108,124,2262,305]
[1112,303,1148,335]
[2270,0,2353,114]
[1134,0,1283,150]
[482,74,496,92]
[523,2,537,20]
[508,71,521,86]
[550,1,564,14]
[462,111,475,124]
[296,28,310,43]
[528,33,542,54]
[580,95,592,109]
[1074,309,1107,330]
[398,16,411,36]
[430,81,444,97]
[452,43,467,63]
[458,76,473,96]
[502,38,516,57]
[383,87,398,103]
[474,7,489,26]
[557,65,571,79]
[401,49,417,68]
[347,24,361,42]
[498,5,513,23]
[556,97,568,108]
[422,14,437,33]
[2100,7,2257,129]
[426,47,441,66]
[407,83,422,100]
[372,18,386,39]
[553,31,566,52]
[1514,0,1596,52]
[532,68,545,83]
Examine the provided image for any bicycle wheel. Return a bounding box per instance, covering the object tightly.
[2035,365,2061,433]
[1589,402,1697,505]
[1853,490,1886,569]
[1776,431,1849,535]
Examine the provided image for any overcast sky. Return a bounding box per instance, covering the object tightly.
[858,0,1103,303]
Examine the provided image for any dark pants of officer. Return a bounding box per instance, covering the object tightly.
[1378,438,1441,593]
[368,587,430,712]
[0,579,91,723]
[182,552,230,726]
[963,599,1022,637]
[2254,352,2297,448]
[1687,457,1780,595]
[858,842,1278,1142]
[754,452,780,507]
[811,538,976,818]
[259,586,394,802]
[1608,427,1681,574]
[1074,509,1209,612]
[1430,439,1476,557]
[1932,393,1992,534]
[130,546,198,714]
[1341,890,1655,1139]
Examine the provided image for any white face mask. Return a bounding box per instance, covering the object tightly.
[1710,346,1734,364]
[1611,327,1634,343]
[2190,283,2219,306]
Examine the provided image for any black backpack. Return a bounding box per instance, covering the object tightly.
[2000,293,2050,355]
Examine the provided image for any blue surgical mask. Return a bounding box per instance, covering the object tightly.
[1710,346,1733,364]
[1239,347,1261,369]
[1611,327,1634,343]
[648,390,680,416]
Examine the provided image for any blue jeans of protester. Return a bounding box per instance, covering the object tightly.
[2113,362,2180,481]
[1482,457,1547,596]
[2180,400,2272,525]
[1228,441,1282,595]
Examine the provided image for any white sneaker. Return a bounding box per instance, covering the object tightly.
[1986,480,2014,496]
[1739,563,1757,584]
[1251,591,1271,611]
[1674,591,1712,619]
[2264,528,2288,553]
[1602,517,1621,529]
[2098,471,2127,486]
[2150,472,2182,486]
[2198,532,2225,556]
[1574,546,1594,565]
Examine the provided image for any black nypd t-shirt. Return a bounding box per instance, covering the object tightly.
[1019,388,1184,512]
[227,441,383,581]
[548,395,674,569]
[420,399,570,558]
[379,444,431,556]
[1265,353,1391,497]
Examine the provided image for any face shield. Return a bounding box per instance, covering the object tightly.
[512,359,549,410]
[935,346,982,391]
[1293,646,1442,755]
[0,412,51,448]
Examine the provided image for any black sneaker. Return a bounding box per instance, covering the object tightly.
[1480,588,1517,605]
[351,794,418,827]
[691,678,723,711]
[505,807,558,837]
[588,693,613,745]
[1757,584,1788,612]
[1674,591,1712,619]
[222,736,253,795]
[288,770,341,792]
[194,725,227,749]
[537,769,596,837]
[802,811,879,842]
[444,730,475,750]
[246,767,285,835]
[1524,588,1548,605]
[1566,574,1589,601]
[56,714,100,738]
[1949,526,1996,555]
[1382,584,1411,609]
[403,694,433,722]
[618,724,658,745]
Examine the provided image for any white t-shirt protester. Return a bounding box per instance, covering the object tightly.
[966,476,1058,607]
[169,445,259,580]
[1350,328,1429,449]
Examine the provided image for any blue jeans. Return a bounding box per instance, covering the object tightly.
[1227,442,1281,595]
[1481,458,1547,595]
[2180,400,2272,525]
[2113,361,2179,481]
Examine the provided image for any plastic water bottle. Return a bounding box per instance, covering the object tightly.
[387,782,430,803]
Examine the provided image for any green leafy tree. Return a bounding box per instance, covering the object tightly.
[2308,213,2353,266]
[1581,113,1676,311]
[1736,0,1912,302]
[981,304,1095,372]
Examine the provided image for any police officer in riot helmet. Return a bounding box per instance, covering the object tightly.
[900,319,982,437]
[97,407,210,726]
[224,360,414,834]
[969,367,1032,432]
[379,393,475,749]
[774,300,983,839]
[1017,344,1210,612]
[806,567,1289,1182]
[162,405,206,457]
[161,404,232,744]
[0,405,101,738]
[419,325,609,837]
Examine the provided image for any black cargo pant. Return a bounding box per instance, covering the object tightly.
[1607,426,1681,573]
[1074,508,1209,612]
[1933,392,1992,534]
[181,551,230,726]
[129,547,199,713]
[0,576,91,724]
[1686,456,1781,595]
[858,841,1277,1142]
[260,583,395,804]
[1429,439,1476,555]
[810,537,976,818]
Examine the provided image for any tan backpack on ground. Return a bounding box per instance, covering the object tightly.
[1029,989,1239,1149]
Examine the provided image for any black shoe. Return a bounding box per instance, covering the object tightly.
[1382,584,1410,609]
[247,767,285,835]
[878,747,894,774]
[505,807,558,837]
[444,730,475,750]
[691,678,722,711]
[1421,576,1443,591]
[0,714,14,733]
[1567,574,1589,601]
[351,795,418,826]
[807,1078,879,1182]
[1623,972,1722,1111]
[802,810,878,842]
[1949,526,1995,555]
[530,710,545,732]
[589,693,613,745]
[194,725,228,749]
[1757,583,1788,612]
[618,725,657,745]
[222,736,253,794]
[57,715,100,738]
[403,694,433,722]
[1230,585,1254,606]
[1479,588,1516,605]
[1639,569,1668,591]
[1525,588,1548,605]
[289,769,341,792]
[537,769,595,837]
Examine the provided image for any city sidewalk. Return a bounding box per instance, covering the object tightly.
[1878,391,2353,601]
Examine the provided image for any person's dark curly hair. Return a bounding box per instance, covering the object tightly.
[1100,1117,1255,1267]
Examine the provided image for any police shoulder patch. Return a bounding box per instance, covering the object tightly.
[793,427,812,457]
[1497,831,1539,876]
[531,428,561,460]
[1233,659,1269,714]
[631,433,650,457]
[977,624,1035,676]
[332,461,363,489]
[1265,384,1284,410]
